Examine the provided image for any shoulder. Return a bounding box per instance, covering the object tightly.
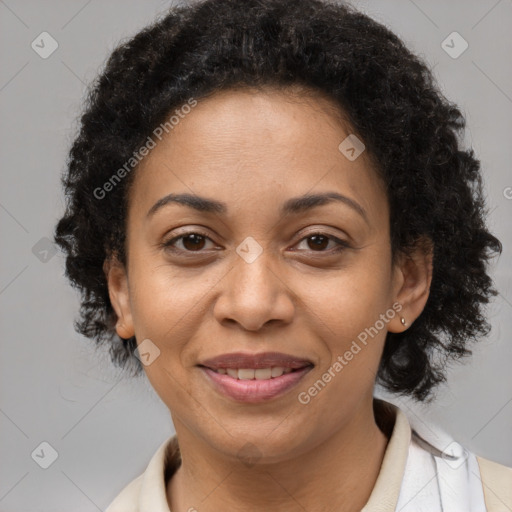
[476,455,512,510]
[104,435,180,512]
[104,473,144,512]
[391,401,511,511]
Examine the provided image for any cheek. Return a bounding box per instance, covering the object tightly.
[126,264,210,404]
[297,280,389,381]
[127,261,226,391]
[303,254,392,336]
[128,261,213,336]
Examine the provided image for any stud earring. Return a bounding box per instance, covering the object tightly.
[400,317,407,327]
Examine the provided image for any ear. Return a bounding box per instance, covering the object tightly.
[388,237,433,333]
[103,256,135,339]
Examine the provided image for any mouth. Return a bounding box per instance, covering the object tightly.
[198,352,314,403]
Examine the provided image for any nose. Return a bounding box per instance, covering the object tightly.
[213,246,295,332]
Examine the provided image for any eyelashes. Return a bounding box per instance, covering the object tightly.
[162,230,216,253]
[161,230,351,256]
[293,233,351,253]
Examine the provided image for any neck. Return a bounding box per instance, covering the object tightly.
[167,398,391,512]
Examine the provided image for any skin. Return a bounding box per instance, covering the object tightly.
[106,86,433,512]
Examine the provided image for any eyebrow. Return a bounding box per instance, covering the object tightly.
[147,191,368,223]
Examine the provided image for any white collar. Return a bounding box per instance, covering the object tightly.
[105,398,487,511]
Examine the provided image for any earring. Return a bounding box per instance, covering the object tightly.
[400,317,407,327]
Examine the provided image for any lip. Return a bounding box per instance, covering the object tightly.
[198,351,314,403]
[199,351,313,370]
[200,366,313,403]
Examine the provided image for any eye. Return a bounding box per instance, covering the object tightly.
[162,231,217,253]
[293,232,350,253]
[161,230,350,256]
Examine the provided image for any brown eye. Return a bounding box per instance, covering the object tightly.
[307,234,330,251]
[294,233,349,253]
[162,231,216,253]
[181,233,206,251]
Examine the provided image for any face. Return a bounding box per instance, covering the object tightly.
[107,87,431,463]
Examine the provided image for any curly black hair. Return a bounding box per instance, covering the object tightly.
[54,0,502,402]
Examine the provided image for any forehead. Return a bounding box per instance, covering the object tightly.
[128,87,387,222]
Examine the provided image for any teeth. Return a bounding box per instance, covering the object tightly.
[226,368,238,378]
[216,367,297,380]
[238,369,255,380]
[271,366,284,377]
[255,368,272,380]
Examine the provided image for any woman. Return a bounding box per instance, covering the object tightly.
[53,0,511,510]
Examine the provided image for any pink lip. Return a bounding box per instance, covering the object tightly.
[198,351,314,402]
[199,366,313,403]
[199,351,313,370]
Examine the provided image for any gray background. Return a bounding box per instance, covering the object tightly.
[0,0,511,510]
